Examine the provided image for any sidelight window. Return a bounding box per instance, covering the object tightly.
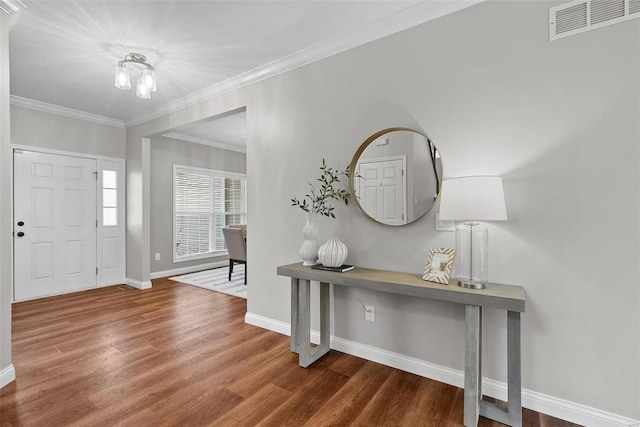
[102,170,118,226]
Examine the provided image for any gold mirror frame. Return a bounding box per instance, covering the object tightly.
[349,127,443,226]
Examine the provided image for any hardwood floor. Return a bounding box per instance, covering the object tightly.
[1,278,580,426]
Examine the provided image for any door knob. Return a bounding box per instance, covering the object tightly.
[17,232,24,237]
[17,221,24,226]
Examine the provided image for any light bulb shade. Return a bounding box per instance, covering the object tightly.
[136,76,150,99]
[114,66,130,90]
[439,176,507,221]
[142,68,157,92]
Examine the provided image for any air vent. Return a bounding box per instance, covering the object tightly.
[550,0,640,40]
[590,0,625,24]
[555,2,587,33]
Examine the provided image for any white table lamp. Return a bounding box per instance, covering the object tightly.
[439,176,507,289]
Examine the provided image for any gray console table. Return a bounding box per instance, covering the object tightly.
[277,262,526,427]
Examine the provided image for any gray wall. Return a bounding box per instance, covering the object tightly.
[126,1,639,420]
[150,135,246,274]
[0,12,12,378]
[10,105,126,159]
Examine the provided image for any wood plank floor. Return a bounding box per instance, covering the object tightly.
[1,277,580,426]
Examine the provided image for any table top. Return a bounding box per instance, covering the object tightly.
[277,262,525,312]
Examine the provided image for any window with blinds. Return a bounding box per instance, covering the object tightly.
[174,166,246,262]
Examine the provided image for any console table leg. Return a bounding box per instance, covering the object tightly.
[298,279,312,366]
[290,278,299,354]
[318,281,330,356]
[464,304,482,427]
[478,310,523,427]
[507,311,522,427]
[297,279,331,367]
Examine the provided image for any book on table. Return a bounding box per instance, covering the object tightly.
[311,264,355,273]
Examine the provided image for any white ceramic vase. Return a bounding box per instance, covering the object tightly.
[299,212,319,266]
[318,237,348,267]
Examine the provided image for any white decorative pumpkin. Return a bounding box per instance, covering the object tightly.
[317,237,348,267]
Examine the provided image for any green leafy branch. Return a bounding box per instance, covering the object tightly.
[291,159,351,218]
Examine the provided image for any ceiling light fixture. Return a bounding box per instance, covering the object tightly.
[114,53,157,99]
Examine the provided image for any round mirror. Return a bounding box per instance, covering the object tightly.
[349,128,443,226]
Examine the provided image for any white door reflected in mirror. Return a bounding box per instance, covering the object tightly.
[350,128,443,226]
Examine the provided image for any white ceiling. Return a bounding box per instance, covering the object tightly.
[7,0,480,146]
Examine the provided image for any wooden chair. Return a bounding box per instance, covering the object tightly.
[222,227,247,284]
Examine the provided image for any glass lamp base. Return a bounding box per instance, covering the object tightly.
[454,221,489,290]
[457,280,486,290]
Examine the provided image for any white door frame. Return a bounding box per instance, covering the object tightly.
[11,144,126,301]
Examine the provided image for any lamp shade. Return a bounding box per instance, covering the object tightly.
[142,68,157,92]
[136,76,151,99]
[439,176,507,221]
[114,66,130,90]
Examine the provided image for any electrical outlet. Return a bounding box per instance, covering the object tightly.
[365,305,375,322]
[155,252,160,261]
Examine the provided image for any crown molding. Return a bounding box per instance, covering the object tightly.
[0,0,25,15]
[10,96,125,128]
[124,0,484,128]
[163,132,246,154]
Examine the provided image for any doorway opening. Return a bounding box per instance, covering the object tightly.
[148,107,248,282]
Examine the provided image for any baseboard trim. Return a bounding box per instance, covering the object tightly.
[125,278,152,290]
[517,388,640,427]
[0,364,16,388]
[244,312,640,427]
[150,261,227,280]
[245,312,291,336]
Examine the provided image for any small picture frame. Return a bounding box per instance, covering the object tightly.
[422,247,455,284]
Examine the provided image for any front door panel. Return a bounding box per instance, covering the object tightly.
[14,150,97,301]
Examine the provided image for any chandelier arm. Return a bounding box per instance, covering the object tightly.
[118,59,154,70]
[118,53,154,70]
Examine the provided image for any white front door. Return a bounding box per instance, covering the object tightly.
[356,157,406,225]
[14,150,98,301]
